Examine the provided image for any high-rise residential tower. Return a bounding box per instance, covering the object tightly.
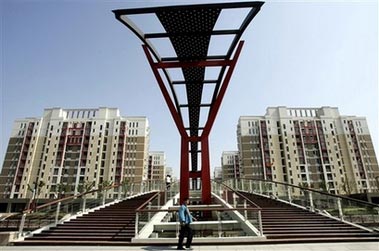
[221,151,241,181]
[0,107,150,199]
[237,107,379,194]
[147,151,166,181]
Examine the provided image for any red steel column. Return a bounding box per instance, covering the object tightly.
[142,42,245,204]
[180,137,189,204]
[201,137,211,204]
[143,45,190,203]
[198,41,244,204]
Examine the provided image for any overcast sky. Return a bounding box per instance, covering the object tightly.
[1,0,378,177]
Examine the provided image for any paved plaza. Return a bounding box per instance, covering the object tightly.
[1,242,379,251]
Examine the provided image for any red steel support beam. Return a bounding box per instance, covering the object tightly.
[189,171,201,179]
[202,41,244,138]
[201,137,211,204]
[142,45,187,138]
[143,41,244,204]
[188,136,201,142]
[180,137,189,204]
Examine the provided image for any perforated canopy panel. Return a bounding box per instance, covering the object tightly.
[113,2,263,171]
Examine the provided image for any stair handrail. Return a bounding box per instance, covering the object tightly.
[227,178,379,231]
[15,183,124,238]
[212,179,264,235]
[135,191,161,212]
[134,191,162,238]
[14,181,164,238]
[235,178,378,207]
[23,183,120,214]
[213,179,262,210]
[23,180,166,214]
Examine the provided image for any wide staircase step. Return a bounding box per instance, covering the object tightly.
[14,192,157,245]
[239,191,379,241]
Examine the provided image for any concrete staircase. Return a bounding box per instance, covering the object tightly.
[12,190,379,245]
[240,191,379,241]
[15,192,157,245]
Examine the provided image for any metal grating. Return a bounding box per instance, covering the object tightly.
[156,8,220,60]
[113,1,263,171]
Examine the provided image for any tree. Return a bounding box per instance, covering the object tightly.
[340,177,356,195]
[26,180,45,211]
[121,179,129,197]
[56,183,70,199]
[78,181,95,194]
[318,180,329,192]
[98,180,113,200]
[98,180,113,191]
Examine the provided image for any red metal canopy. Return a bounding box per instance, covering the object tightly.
[113,1,263,204]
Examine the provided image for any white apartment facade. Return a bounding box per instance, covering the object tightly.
[221,151,241,180]
[0,107,150,199]
[147,151,166,181]
[213,166,222,181]
[237,106,379,194]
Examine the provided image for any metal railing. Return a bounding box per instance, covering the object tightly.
[133,180,264,239]
[224,178,379,230]
[135,207,262,239]
[212,180,263,236]
[0,180,168,238]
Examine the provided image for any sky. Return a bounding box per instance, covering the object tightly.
[1,0,378,178]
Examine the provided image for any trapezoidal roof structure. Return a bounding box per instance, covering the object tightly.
[113,1,263,203]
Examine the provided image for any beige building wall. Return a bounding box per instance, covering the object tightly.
[221,151,240,180]
[213,166,222,181]
[147,151,166,181]
[237,107,379,195]
[0,108,150,199]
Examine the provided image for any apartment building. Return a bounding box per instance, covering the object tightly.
[0,107,150,199]
[147,151,166,181]
[221,151,241,180]
[213,166,222,181]
[237,107,379,194]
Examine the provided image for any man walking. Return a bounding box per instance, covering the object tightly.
[177,198,196,250]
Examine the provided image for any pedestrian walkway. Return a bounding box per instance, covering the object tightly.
[1,242,378,251]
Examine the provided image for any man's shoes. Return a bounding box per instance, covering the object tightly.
[177,247,185,250]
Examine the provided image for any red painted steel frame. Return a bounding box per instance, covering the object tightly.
[201,41,244,138]
[180,137,189,201]
[142,45,187,138]
[142,41,244,204]
[201,137,211,203]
